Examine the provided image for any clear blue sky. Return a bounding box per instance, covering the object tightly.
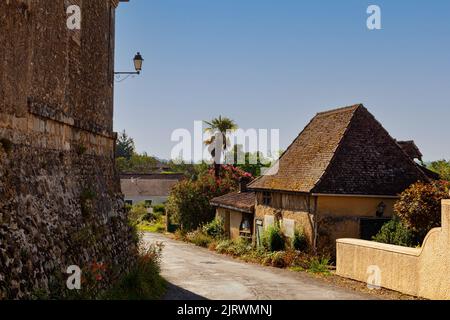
[113,0,450,162]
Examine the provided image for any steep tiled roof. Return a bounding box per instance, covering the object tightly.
[210,192,255,213]
[397,140,423,161]
[249,104,430,196]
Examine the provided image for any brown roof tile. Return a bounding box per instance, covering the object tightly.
[396,140,423,161]
[249,104,430,196]
[210,192,255,213]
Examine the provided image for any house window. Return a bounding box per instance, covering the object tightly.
[144,200,153,208]
[262,192,272,205]
[239,213,253,240]
[125,200,133,206]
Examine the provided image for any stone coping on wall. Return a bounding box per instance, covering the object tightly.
[336,238,421,256]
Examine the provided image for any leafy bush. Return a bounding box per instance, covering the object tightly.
[104,243,166,300]
[166,180,212,231]
[153,204,166,215]
[372,217,417,247]
[262,225,285,252]
[264,251,287,268]
[228,238,252,256]
[292,229,308,252]
[202,218,225,239]
[428,160,450,181]
[173,228,184,239]
[166,165,253,231]
[142,211,159,223]
[394,181,450,240]
[186,230,214,248]
[128,203,148,225]
[215,240,234,254]
[307,257,331,275]
[128,203,166,233]
[214,238,251,256]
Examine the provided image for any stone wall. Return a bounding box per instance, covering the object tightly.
[336,200,450,300]
[0,0,136,299]
[254,192,315,247]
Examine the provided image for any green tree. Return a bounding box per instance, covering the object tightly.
[394,181,450,241]
[166,165,252,231]
[116,130,135,160]
[166,159,210,180]
[204,116,238,177]
[116,153,159,174]
[428,160,450,181]
[238,152,271,177]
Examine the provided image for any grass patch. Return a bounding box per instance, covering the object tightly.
[307,257,332,276]
[103,243,166,300]
[289,266,305,272]
[186,230,214,248]
[137,220,166,233]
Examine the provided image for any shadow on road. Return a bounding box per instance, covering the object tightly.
[163,282,207,300]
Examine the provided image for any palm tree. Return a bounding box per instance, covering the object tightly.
[204,116,238,177]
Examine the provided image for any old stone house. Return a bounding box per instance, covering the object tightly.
[247,104,436,254]
[121,173,184,206]
[211,180,255,241]
[0,0,134,299]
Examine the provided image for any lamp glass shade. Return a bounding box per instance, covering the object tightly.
[133,52,144,72]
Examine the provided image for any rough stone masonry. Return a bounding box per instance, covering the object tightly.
[0,0,136,299]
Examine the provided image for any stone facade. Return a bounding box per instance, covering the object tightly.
[0,0,136,299]
[254,191,398,255]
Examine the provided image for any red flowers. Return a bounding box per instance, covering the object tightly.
[91,261,107,282]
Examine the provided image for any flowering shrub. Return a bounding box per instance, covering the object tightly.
[395,180,450,240]
[372,217,416,247]
[166,165,253,231]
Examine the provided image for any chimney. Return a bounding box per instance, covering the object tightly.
[239,177,250,193]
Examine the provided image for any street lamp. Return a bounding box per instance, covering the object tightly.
[114,52,144,75]
[133,52,144,74]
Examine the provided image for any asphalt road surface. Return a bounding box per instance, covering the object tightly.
[143,233,376,300]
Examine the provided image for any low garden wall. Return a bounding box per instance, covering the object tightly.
[336,200,450,300]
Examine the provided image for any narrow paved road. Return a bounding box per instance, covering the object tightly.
[143,233,375,300]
